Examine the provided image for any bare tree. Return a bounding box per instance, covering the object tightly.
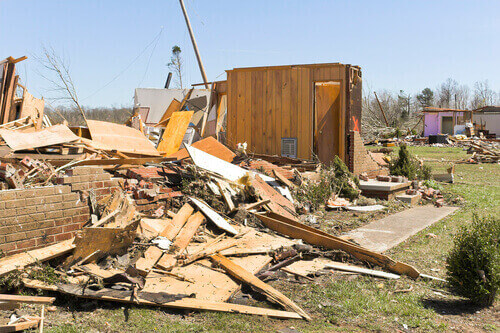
[454,84,470,109]
[436,78,459,108]
[471,80,497,109]
[167,45,183,89]
[35,47,86,121]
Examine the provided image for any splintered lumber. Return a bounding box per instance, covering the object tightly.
[251,175,297,221]
[0,316,40,332]
[160,203,194,240]
[210,254,311,321]
[22,279,301,320]
[156,212,205,271]
[171,212,206,252]
[189,197,238,235]
[0,239,75,277]
[181,238,238,265]
[0,295,55,304]
[135,246,164,275]
[70,220,139,264]
[272,169,296,189]
[324,262,400,279]
[157,111,194,155]
[216,180,236,211]
[138,204,194,274]
[48,157,175,167]
[254,212,420,279]
[243,199,271,211]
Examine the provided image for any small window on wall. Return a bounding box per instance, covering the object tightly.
[281,137,297,158]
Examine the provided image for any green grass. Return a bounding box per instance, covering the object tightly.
[42,146,499,332]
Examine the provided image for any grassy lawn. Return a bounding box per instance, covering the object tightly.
[11,146,500,332]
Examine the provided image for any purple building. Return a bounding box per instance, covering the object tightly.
[422,107,473,136]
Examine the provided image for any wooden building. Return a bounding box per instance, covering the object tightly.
[224,63,362,165]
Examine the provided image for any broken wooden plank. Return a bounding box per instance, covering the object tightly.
[0,295,55,304]
[189,197,238,235]
[216,180,236,211]
[243,199,271,211]
[324,262,400,279]
[254,212,420,279]
[251,175,297,221]
[69,220,139,264]
[135,246,164,275]
[180,238,238,266]
[157,111,194,155]
[0,239,75,277]
[160,203,194,240]
[210,254,311,320]
[156,212,206,271]
[272,169,296,189]
[0,317,40,332]
[22,279,302,320]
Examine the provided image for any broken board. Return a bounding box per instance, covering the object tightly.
[157,111,194,155]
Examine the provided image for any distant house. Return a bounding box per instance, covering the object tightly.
[133,88,211,126]
[422,107,473,136]
[473,106,500,138]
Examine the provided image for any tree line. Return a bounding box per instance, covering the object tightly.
[362,79,499,133]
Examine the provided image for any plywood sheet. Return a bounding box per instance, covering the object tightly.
[142,255,271,302]
[157,98,181,125]
[0,124,79,150]
[157,111,194,155]
[87,120,160,156]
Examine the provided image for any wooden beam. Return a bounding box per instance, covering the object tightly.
[0,239,75,277]
[210,254,311,320]
[22,279,302,320]
[0,295,55,304]
[254,212,420,279]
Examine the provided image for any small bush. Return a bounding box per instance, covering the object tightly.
[389,144,431,180]
[294,156,360,210]
[446,214,500,306]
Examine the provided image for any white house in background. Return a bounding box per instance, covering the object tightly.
[133,88,211,126]
[473,106,500,138]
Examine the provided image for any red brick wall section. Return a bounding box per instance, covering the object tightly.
[0,166,120,256]
[348,131,389,177]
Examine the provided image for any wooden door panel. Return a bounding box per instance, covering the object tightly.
[315,82,341,164]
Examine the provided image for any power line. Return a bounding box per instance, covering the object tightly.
[81,27,163,101]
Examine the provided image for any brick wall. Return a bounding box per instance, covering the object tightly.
[0,166,120,256]
[348,130,388,177]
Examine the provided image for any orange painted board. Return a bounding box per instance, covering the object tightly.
[157,111,194,155]
[156,98,181,126]
[167,136,235,162]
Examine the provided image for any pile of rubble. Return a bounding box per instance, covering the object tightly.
[0,56,448,330]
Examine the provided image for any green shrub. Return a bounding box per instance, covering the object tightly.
[389,144,431,180]
[294,156,360,210]
[446,214,500,306]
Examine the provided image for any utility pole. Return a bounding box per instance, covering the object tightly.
[178,0,209,88]
[374,92,389,127]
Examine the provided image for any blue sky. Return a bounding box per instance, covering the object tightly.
[1,0,498,107]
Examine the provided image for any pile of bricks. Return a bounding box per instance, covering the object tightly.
[56,166,120,200]
[348,130,388,177]
[240,160,295,180]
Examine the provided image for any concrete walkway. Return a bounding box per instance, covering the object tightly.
[346,205,459,253]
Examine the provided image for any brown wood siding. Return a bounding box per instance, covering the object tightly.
[227,64,356,161]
